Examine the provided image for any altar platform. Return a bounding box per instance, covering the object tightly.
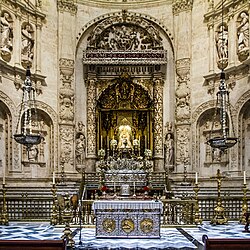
[1,222,250,249]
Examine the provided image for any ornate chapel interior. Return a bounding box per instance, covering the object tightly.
[1,0,250,240]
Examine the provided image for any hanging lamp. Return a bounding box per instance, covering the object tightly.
[206,0,238,151]
[14,67,43,149]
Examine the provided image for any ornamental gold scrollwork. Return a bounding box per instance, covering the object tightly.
[140,218,154,233]
[121,218,134,233]
[102,218,116,233]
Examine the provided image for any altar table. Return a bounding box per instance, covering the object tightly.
[93,200,162,238]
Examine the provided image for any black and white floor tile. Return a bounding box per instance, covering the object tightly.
[0,222,250,249]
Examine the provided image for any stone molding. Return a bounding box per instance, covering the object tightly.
[57,0,77,14]
[172,0,193,15]
[77,0,171,9]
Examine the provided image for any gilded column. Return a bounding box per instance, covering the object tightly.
[86,77,97,161]
[153,77,164,171]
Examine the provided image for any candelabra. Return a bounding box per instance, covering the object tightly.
[211,169,228,225]
[193,183,202,224]
[1,184,9,225]
[50,183,58,225]
[61,194,74,248]
[240,183,248,224]
[60,163,65,184]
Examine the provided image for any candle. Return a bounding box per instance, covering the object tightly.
[244,171,246,185]
[107,136,109,149]
[145,135,147,149]
[134,181,135,191]
[114,181,116,192]
[195,172,198,184]
[101,135,103,149]
[3,173,5,185]
[53,171,55,184]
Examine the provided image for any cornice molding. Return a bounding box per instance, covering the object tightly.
[76,0,171,9]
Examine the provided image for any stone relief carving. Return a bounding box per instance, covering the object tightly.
[176,78,190,121]
[21,23,35,68]
[88,24,162,51]
[237,11,249,62]
[60,126,74,165]
[59,58,75,123]
[175,58,191,123]
[86,13,163,50]
[77,11,173,46]
[215,24,228,70]
[57,0,77,14]
[59,82,74,123]
[172,0,193,14]
[0,11,13,61]
[176,126,190,164]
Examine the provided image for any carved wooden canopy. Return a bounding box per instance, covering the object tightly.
[97,74,153,110]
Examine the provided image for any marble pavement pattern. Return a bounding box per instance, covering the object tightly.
[0,222,250,249]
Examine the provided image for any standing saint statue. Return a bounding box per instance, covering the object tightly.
[75,133,86,165]
[237,12,249,51]
[164,132,174,169]
[0,12,13,55]
[21,23,34,66]
[216,24,228,60]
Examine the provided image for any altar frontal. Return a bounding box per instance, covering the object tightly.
[93,200,162,238]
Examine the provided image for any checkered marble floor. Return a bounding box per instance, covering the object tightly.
[0,222,249,249]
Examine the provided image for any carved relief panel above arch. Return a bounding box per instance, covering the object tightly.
[86,15,164,51]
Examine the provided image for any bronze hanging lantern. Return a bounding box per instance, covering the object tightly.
[14,67,43,149]
[206,71,238,151]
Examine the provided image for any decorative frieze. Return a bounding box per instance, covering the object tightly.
[57,0,77,14]
[172,0,193,15]
[82,50,167,65]
[203,64,248,95]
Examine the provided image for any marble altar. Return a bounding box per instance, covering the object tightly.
[93,200,162,238]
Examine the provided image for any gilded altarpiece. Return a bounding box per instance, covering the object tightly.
[82,11,169,171]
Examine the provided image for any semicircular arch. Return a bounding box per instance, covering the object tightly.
[76,11,174,52]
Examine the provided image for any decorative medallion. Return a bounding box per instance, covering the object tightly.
[140,218,154,233]
[102,218,116,233]
[121,218,134,233]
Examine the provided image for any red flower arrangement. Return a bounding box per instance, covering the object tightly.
[143,186,150,192]
[101,185,108,192]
